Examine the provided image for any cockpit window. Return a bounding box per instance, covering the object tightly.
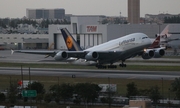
[142,37,148,39]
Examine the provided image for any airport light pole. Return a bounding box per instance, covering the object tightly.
[29,67,31,89]
[158,22,162,36]
[58,76,59,86]
[29,67,33,105]
[9,76,11,86]
[161,78,164,108]
[159,24,161,35]
[108,77,111,108]
[168,88,171,108]
[21,65,25,108]
[21,65,24,90]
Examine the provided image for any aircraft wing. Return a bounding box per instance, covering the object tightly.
[65,50,123,63]
[65,51,87,58]
[12,50,57,57]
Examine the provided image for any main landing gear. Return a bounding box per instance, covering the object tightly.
[119,60,126,67]
[96,63,126,69]
[96,65,107,69]
[96,64,117,69]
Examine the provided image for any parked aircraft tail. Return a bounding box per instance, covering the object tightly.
[156,25,171,38]
[61,28,82,51]
[161,25,169,36]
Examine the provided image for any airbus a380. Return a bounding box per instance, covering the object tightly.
[12,28,165,69]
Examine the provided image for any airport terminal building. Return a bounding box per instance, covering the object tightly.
[1,15,180,50]
[0,34,48,49]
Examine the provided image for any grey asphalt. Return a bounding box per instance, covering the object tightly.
[0,67,179,80]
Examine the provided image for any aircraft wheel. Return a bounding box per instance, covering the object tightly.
[114,65,117,68]
[119,64,126,67]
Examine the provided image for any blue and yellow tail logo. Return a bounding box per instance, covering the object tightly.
[61,28,82,51]
[66,36,73,49]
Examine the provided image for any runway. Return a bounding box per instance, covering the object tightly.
[1,50,180,66]
[0,67,179,80]
[0,50,180,80]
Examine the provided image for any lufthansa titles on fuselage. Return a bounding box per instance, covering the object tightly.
[120,38,135,45]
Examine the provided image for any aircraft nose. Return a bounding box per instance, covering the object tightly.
[142,36,151,46]
[146,38,152,45]
[147,38,152,44]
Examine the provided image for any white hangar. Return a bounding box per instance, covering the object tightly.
[0,34,48,49]
[48,15,167,50]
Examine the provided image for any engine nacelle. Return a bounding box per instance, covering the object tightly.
[85,51,99,61]
[154,48,165,58]
[54,51,68,61]
[142,49,154,59]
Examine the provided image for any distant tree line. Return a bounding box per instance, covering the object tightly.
[0,18,37,28]
[164,16,180,23]
[126,82,161,105]
[101,18,128,24]
[0,18,71,29]
[40,19,70,28]
[0,81,102,107]
[126,78,180,106]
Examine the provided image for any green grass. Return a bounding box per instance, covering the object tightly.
[0,62,178,107]
[0,62,180,71]
[0,62,178,98]
[0,74,175,98]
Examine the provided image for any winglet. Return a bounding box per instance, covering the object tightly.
[11,49,14,55]
[60,28,82,51]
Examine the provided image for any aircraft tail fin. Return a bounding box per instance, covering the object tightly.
[160,25,172,38]
[60,28,82,51]
[149,36,161,48]
[160,25,169,35]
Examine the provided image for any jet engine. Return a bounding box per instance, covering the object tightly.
[142,49,154,59]
[54,51,68,61]
[154,48,165,58]
[85,52,99,61]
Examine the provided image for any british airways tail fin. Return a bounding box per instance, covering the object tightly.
[60,28,82,51]
[149,36,160,48]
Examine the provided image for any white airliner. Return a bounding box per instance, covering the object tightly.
[12,28,165,69]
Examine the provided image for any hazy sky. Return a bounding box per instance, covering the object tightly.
[0,0,179,18]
